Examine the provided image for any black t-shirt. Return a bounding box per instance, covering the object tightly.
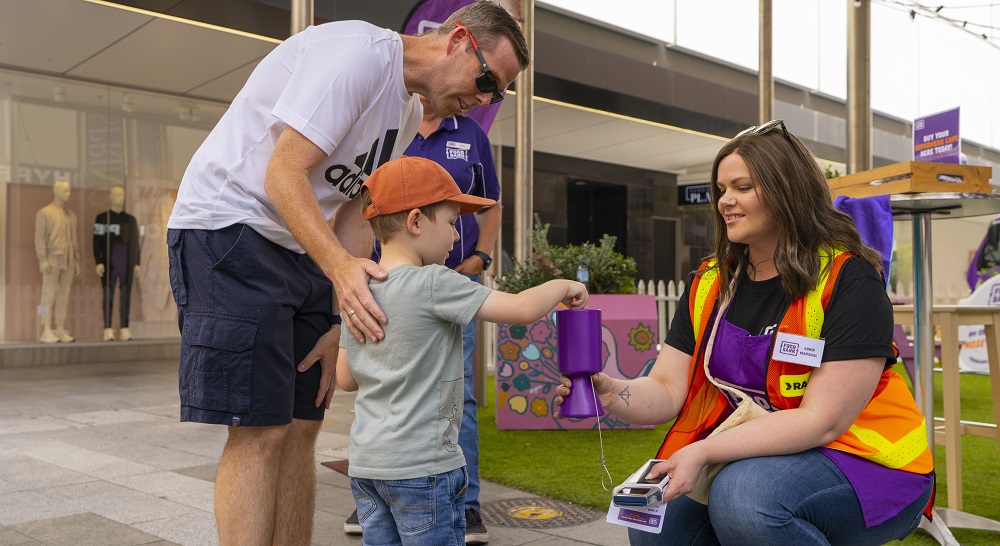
[665,257,895,365]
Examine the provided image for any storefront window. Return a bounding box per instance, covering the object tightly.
[0,69,224,342]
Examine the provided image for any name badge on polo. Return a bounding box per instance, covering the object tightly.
[446,140,470,161]
[772,332,825,367]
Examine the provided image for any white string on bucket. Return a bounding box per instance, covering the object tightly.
[591,373,613,490]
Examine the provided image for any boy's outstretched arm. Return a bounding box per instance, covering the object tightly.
[475,279,588,325]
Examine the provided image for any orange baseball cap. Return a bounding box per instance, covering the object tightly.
[361,156,496,219]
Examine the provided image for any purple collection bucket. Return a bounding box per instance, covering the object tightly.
[556,308,605,418]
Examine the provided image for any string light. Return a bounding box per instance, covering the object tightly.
[875,0,1000,49]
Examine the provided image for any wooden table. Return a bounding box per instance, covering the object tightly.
[894,305,1000,511]
[886,192,1000,545]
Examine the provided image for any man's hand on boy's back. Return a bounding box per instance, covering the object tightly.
[328,197,389,344]
[476,279,588,325]
[329,256,388,342]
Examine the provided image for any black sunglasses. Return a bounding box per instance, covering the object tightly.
[735,119,790,140]
[456,22,504,105]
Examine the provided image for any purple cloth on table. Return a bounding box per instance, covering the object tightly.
[966,216,1000,290]
[834,195,893,287]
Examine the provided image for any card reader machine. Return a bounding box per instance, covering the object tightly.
[612,459,670,508]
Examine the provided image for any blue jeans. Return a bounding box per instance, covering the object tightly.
[460,274,480,510]
[350,467,467,546]
[628,450,931,546]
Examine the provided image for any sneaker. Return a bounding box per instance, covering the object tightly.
[119,327,133,341]
[465,508,489,544]
[39,328,58,344]
[54,329,74,343]
[344,509,362,535]
[103,328,116,341]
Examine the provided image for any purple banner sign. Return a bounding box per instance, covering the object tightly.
[913,107,960,164]
[401,0,512,133]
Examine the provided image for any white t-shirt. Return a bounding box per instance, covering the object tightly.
[168,21,422,252]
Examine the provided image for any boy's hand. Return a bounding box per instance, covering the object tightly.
[562,280,588,309]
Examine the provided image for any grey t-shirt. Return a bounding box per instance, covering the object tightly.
[341,264,492,480]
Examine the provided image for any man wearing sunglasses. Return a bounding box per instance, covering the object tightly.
[167,2,528,544]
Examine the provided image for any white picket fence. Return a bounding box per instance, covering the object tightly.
[637,279,686,349]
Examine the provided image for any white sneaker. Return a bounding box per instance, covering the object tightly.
[54,329,74,343]
[119,328,133,341]
[103,328,116,341]
[39,328,58,343]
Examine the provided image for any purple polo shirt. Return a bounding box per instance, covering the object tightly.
[373,115,499,269]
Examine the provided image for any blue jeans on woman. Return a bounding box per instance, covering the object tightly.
[350,467,467,546]
[628,450,931,546]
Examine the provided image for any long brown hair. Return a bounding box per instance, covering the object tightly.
[707,124,883,300]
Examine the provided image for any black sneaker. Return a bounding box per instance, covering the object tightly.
[465,508,489,544]
[344,509,362,535]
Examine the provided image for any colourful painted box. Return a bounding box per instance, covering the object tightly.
[495,294,659,430]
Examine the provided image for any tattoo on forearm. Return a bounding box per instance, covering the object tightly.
[618,386,631,406]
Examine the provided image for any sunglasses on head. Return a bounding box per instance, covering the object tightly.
[735,119,790,140]
[455,22,504,105]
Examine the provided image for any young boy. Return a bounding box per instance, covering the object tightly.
[337,156,588,545]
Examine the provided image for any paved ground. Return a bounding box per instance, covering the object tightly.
[0,359,628,545]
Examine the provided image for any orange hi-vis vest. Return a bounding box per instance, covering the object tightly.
[656,250,933,476]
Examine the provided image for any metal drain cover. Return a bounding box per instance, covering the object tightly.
[481,498,602,529]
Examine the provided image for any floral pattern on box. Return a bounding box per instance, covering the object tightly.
[495,294,659,430]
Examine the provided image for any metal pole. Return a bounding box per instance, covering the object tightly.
[847,0,871,174]
[514,0,534,262]
[475,144,503,409]
[759,0,773,123]
[290,0,313,35]
[912,213,935,450]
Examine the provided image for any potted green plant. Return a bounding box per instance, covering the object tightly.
[496,216,638,295]
[494,216,657,430]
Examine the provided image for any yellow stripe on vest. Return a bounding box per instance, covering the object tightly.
[847,419,929,469]
[779,372,812,397]
[805,252,834,339]
[693,267,719,346]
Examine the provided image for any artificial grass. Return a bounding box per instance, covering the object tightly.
[478,365,1000,544]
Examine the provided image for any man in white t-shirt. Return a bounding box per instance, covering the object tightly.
[165,2,528,543]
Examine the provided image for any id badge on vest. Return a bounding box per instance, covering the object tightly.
[772,332,825,367]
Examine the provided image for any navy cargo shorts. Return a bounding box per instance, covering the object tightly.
[166,223,334,426]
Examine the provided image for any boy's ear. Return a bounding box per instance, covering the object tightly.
[405,208,422,235]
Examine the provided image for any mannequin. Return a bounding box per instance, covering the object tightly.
[94,186,141,341]
[137,188,177,322]
[34,180,80,343]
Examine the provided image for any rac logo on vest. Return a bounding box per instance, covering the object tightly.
[780,372,812,397]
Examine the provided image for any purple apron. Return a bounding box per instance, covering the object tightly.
[708,314,932,527]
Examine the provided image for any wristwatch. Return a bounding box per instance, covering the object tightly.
[472,250,493,270]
